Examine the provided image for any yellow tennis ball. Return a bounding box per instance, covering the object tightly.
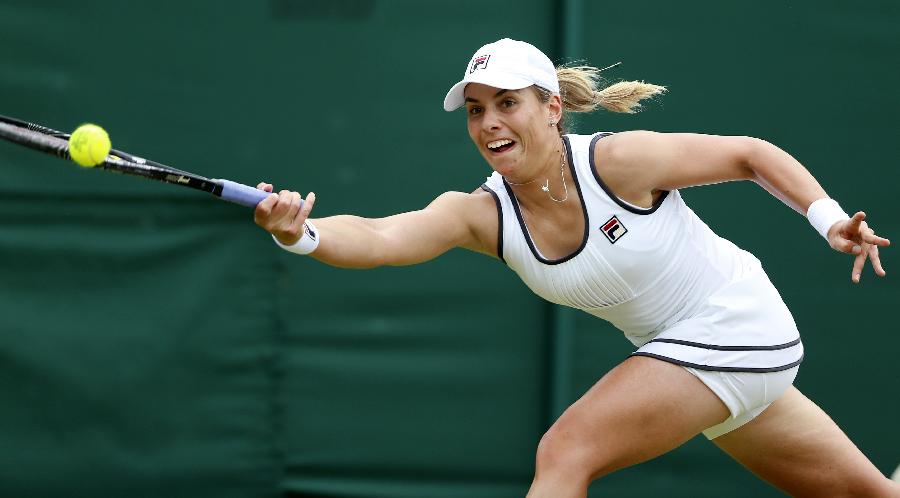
[68,124,111,167]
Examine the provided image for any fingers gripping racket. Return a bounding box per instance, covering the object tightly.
[0,114,271,208]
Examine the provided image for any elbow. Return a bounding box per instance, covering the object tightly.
[741,136,777,181]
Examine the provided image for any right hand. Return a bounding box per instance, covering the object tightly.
[253,182,316,246]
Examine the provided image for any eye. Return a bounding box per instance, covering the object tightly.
[467,106,483,116]
[502,98,516,108]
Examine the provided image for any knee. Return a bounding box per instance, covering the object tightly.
[849,475,900,498]
[534,422,606,480]
[828,470,900,498]
[799,474,899,498]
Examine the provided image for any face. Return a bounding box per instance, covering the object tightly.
[463,83,561,179]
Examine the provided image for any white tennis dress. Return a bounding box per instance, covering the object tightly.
[480,132,803,437]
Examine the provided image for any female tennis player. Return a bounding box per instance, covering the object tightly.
[254,39,896,497]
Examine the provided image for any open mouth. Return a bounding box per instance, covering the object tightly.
[486,138,516,154]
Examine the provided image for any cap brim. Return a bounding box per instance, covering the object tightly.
[442,73,535,112]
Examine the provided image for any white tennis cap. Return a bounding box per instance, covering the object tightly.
[443,38,559,112]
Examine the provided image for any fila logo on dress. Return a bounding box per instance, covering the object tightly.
[601,216,627,243]
[470,54,490,73]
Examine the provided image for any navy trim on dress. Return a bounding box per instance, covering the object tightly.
[502,135,590,265]
[479,184,505,265]
[646,337,802,352]
[588,132,670,215]
[630,352,804,373]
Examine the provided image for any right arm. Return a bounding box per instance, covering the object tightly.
[253,183,499,269]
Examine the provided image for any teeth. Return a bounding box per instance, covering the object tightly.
[487,139,513,149]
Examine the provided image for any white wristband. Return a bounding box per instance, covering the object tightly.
[807,198,849,240]
[273,219,320,255]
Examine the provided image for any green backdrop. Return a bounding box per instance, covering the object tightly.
[0,1,896,497]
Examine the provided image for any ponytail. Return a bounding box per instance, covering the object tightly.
[533,64,666,132]
[557,65,666,114]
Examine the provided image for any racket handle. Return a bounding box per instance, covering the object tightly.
[215,179,271,207]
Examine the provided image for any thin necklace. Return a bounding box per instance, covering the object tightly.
[504,140,569,203]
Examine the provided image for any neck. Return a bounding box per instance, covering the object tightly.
[505,135,569,205]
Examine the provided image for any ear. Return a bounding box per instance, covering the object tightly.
[548,94,563,126]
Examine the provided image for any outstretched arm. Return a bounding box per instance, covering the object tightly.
[597,131,890,282]
[253,183,498,269]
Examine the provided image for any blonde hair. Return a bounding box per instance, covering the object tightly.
[534,64,667,131]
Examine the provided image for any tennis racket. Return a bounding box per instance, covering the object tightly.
[0,114,271,208]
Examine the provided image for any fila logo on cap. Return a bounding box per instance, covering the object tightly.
[601,216,628,244]
[470,54,490,73]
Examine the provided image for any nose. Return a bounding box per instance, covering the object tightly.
[481,107,501,132]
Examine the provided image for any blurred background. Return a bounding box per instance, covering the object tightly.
[0,1,897,496]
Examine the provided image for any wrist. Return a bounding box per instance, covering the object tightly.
[806,198,849,240]
[274,233,301,246]
[273,220,320,255]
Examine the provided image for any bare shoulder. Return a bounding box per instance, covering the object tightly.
[591,130,663,202]
[426,188,500,258]
[593,130,661,167]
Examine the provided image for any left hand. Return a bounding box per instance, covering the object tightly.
[827,211,891,283]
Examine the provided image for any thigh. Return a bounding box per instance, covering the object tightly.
[548,355,730,478]
[713,386,897,497]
